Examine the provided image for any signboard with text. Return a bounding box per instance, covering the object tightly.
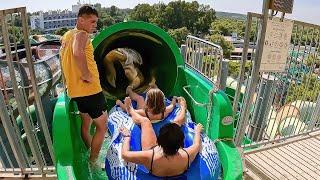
[260,17,294,72]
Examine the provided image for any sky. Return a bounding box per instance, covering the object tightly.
[0,0,319,24]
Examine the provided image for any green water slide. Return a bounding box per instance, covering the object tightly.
[53,21,242,180]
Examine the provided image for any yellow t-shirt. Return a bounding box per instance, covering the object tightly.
[60,29,102,98]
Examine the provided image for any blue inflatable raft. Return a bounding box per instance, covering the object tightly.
[105,97,221,180]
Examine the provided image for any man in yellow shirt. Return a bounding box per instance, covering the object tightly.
[60,5,107,162]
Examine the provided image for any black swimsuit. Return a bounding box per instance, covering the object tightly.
[149,146,190,176]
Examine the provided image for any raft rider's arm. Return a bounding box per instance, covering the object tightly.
[164,96,178,117]
[184,123,203,165]
[173,97,187,126]
[120,127,152,168]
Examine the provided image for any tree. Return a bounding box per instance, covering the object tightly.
[93,3,102,12]
[96,19,104,31]
[286,73,320,103]
[103,15,115,27]
[168,27,189,46]
[110,5,118,17]
[164,1,192,30]
[93,5,131,29]
[129,4,155,22]
[210,34,234,58]
[149,3,168,29]
[305,54,320,68]
[164,0,215,34]
[195,5,216,35]
[228,61,252,78]
[129,1,216,34]
[100,13,115,27]
[210,18,245,37]
[9,26,23,44]
[54,27,69,36]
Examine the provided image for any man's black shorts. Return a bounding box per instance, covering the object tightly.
[72,92,107,119]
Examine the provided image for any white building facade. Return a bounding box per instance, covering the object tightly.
[30,3,82,33]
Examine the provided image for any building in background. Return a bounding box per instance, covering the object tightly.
[30,2,82,33]
[224,33,255,60]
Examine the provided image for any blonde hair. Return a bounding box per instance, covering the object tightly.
[145,88,165,115]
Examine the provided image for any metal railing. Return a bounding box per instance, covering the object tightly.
[183,35,224,89]
[234,11,320,148]
[180,35,224,134]
[0,7,56,177]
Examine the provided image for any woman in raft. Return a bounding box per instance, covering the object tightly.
[119,96,203,177]
[116,85,177,123]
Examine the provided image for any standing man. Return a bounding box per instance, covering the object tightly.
[60,5,107,162]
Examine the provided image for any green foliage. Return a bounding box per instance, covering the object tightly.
[210,18,258,41]
[129,4,155,22]
[210,18,245,37]
[305,54,320,68]
[201,55,219,77]
[101,14,115,27]
[201,56,218,76]
[8,26,23,44]
[202,55,217,63]
[209,34,234,58]
[110,5,117,17]
[54,27,69,36]
[286,73,320,103]
[200,57,252,78]
[129,1,215,34]
[291,26,320,46]
[94,3,131,30]
[228,61,252,78]
[168,27,189,46]
[29,28,44,35]
[249,22,258,42]
[195,5,216,35]
[215,12,247,20]
[96,19,104,31]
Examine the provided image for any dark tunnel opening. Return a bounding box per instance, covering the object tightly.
[94,28,179,99]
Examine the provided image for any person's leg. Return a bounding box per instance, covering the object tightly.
[116,99,126,111]
[125,97,157,150]
[126,86,145,109]
[74,98,93,149]
[80,113,92,149]
[86,92,109,162]
[90,112,108,161]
